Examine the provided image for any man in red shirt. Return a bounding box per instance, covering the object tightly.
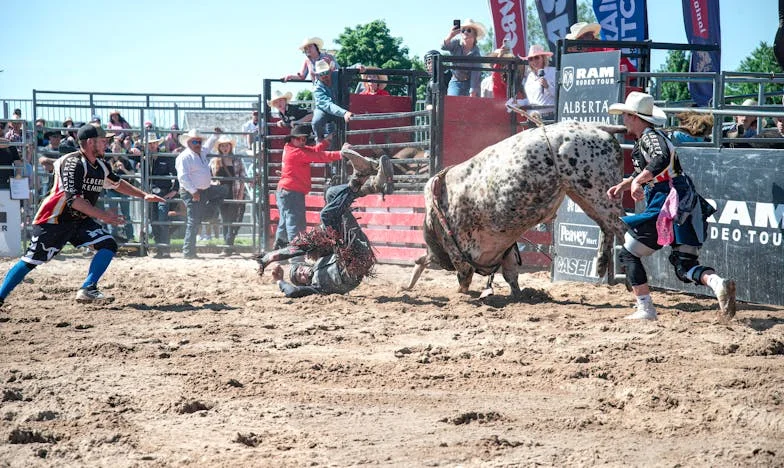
[273,125,376,249]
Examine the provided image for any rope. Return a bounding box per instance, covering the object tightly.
[349,141,429,150]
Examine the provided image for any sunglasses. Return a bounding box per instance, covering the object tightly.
[190,139,202,145]
[461,28,474,34]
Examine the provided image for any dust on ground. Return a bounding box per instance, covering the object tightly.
[0,254,782,467]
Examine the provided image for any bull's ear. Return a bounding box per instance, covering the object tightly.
[596,124,628,134]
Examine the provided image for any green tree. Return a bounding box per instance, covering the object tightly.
[725,41,783,104]
[655,50,691,103]
[296,90,312,101]
[334,20,413,70]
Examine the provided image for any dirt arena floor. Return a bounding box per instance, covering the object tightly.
[0,253,782,467]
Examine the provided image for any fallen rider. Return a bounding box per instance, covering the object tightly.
[258,150,394,297]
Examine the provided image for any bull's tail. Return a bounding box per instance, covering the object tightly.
[400,254,430,291]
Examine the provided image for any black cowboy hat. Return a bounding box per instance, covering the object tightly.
[284,124,313,143]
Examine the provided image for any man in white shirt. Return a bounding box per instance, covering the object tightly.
[175,128,228,259]
[242,110,260,151]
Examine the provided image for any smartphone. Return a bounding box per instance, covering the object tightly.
[453,19,461,29]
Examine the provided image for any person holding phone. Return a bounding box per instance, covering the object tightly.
[441,18,486,97]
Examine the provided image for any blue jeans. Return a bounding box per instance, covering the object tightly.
[181,185,228,257]
[105,189,134,240]
[447,79,470,96]
[150,200,171,251]
[311,109,338,147]
[275,189,306,246]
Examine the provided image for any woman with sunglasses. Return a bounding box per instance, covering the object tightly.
[441,18,487,97]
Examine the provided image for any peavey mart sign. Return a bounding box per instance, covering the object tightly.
[557,50,621,124]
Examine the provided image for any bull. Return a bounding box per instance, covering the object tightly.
[402,120,629,297]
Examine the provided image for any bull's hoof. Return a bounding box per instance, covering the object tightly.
[479,287,495,299]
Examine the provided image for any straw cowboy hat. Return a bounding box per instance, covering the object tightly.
[299,37,324,51]
[461,19,487,40]
[267,90,293,107]
[178,129,207,146]
[146,136,165,147]
[314,59,333,76]
[609,91,667,126]
[214,135,236,153]
[523,44,553,59]
[566,22,601,40]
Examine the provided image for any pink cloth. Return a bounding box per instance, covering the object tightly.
[656,186,679,246]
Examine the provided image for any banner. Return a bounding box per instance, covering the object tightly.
[681,0,721,106]
[533,0,577,54]
[488,0,528,57]
[592,0,648,68]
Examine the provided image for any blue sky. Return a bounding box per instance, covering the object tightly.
[0,0,779,98]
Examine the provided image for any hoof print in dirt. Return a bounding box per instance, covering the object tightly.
[2,389,23,402]
[8,428,60,444]
[480,434,525,449]
[176,400,212,414]
[27,411,58,422]
[234,432,261,447]
[441,411,502,425]
[226,379,243,388]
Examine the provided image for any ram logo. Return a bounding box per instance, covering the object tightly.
[562,66,574,92]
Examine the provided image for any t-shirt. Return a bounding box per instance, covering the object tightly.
[34,151,121,224]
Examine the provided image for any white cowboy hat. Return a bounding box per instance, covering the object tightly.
[566,22,601,40]
[461,19,487,40]
[146,136,165,147]
[609,91,667,126]
[267,90,293,107]
[299,37,324,51]
[214,135,236,153]
[314,59,333,76]
[178,129,206,147]
[523,44,553,59]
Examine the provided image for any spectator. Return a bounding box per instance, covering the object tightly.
[174,128,228,259]
[90,115,102,125]
[359,69,391,96]
[269,90,312,129]
[12,108,22,120]
[165,124,183,153]
[210,135,247,256]
[312,59,353,145]
[258,156,394,298]
[0,137,21,190]
[424,50,441,110]
[668,111,714,144]
[4,119,22,142]
[606,92,736,321]
[441,18,485,97]
[523,44,557,119]
[105,146,137,243]
[486,45,521,100]
[143,120,158,140]
[38,131,65,196]
[34,118,46,146]
[565,22,637,74]
[241,110,260,150]
[273,125,376,249]
[146,136,178,258]
[62,117,76,146]
[283,37,339,84]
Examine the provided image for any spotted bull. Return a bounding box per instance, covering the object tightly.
[403,120,629,297]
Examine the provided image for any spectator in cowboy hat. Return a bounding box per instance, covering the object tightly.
[282,37,339,84]
[164,124,182,153]
[269,90,312,128]
[522,44,556,119]
[174,128,229,259]
[209,135,248,255]
[312,59,352,146]
[441,18,486,97]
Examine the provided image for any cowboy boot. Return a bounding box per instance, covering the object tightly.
[340,147,378,177]
[256,245,308,275]
[357,155,394,196]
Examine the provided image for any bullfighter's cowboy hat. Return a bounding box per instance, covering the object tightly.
[609,91,667,126]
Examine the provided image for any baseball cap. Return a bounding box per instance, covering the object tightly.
[77,124,114,140]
